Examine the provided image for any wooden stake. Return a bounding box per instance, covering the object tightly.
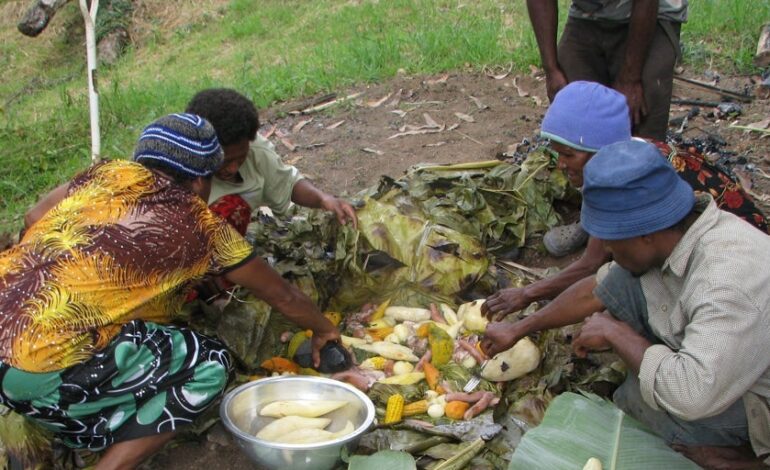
[79,0,101,164]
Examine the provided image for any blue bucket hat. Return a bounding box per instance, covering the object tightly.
[133,113,223,178]
[581,140,696,240]
[541,81,631,152]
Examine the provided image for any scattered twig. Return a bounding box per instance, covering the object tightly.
[468,95,488,110]
[275,129,297,152]
[299,142,326,150]
[453,130,483,145]
[424,141,447,148]
[292,118,313,134]
[671,98,720,107]
[454,112,475,123]
[259,124,277,139]
[297,92,363,114]
[423,113,441,129]
[674,76,753,103]
[391,110,407,118]
[512,77,529,97]
[362,148,384,155]
[388,125,446,139]
[483,63,512,80]
[327,120,346,130]
[366,92,393,108]
[403,100,444,107]
[425,74,449,85]
[288,93,337,114]
[729,123,770,135]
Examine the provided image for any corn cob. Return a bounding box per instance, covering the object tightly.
[402,400,429,417]
[359,356,389,370]
[384,394,405,424]
[324,311,342,326]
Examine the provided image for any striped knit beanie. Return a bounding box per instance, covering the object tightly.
[133,113,223,177]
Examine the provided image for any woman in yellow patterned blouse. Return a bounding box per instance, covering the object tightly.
[0,113,339,469]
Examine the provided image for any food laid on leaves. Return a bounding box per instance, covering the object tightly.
[258,299,543,437]
[480,337,541,382]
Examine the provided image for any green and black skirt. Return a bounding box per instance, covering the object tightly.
[0,320,233,450]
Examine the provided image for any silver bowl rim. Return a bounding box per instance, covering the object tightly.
[219,375,376,450]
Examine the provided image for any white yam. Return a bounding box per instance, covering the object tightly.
[259,400,348,418]
[256,416,331,441]
[480,337,540,382]
[384,306,431,322]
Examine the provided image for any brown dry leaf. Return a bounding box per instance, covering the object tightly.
[286,155,304,165]
[468,95,488,110]
[532,96,544,107]
[388,125,446,139]
[391,110,407,118]
[513,77,529,97]
[425,74,449,85]
[259,124,277,139]
[279,137,297,152]
[327,120,346,130]
[367,92,393,108]
[529,64,543,77]
[424,141,447,148]
[447,123,460,131]
[387,88,403,107]
[454,112,475,123]
[484,64,512,80]
[292,118,313,134]
[423,113,441,129]
[362,148,384,155]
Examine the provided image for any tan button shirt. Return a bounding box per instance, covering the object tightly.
[633,195,770,460]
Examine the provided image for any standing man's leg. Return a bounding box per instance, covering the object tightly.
[608,21,680,140]
[557,17,612,85]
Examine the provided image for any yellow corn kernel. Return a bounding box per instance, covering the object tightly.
[324,311,343,326]
[384,394,405,424]
[359,356,388,370]
[402,400,429,417]
[370,299,391,321]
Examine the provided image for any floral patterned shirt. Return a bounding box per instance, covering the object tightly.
[0,161,254,372]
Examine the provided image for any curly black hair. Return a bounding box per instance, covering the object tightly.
[185,88,259,146]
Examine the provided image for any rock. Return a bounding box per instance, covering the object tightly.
[716,102,743,118]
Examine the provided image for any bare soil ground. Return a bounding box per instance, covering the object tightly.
[142,70,770,469]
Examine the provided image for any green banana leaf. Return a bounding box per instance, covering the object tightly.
[507,392,700,470]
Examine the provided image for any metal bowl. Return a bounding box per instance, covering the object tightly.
[220,376,376,470]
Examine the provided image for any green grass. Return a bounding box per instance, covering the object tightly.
[0,0,765,231]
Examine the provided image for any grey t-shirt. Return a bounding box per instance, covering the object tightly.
[569,0,688,23]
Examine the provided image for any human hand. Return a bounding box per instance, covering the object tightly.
[480,322,526,357]
[572,311,618,358]
[482,287,532,321]
[612,79,647,127]
[321,195,358,229]
[545,67,568,102]
[310,324,342,368]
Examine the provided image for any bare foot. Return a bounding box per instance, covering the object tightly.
[672,444,768,470]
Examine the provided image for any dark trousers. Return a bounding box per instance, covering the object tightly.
[594,265,750,447]
[557,17,681,141]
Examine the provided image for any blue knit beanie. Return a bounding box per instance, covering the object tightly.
[541,81,631,152]
[581,140,696,240]
[133,113,223,177]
